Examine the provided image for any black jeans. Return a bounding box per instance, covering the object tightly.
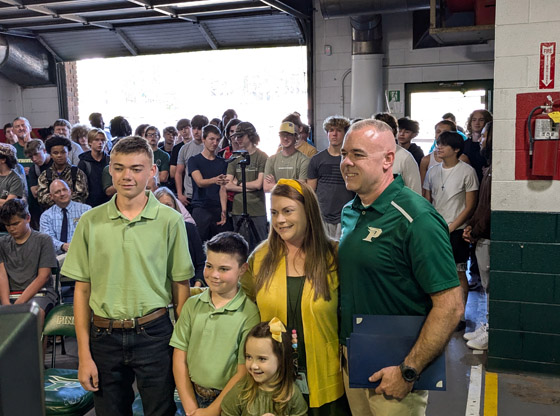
[90,314,176,416]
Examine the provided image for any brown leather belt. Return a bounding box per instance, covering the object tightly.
[193,383,221,400]
[92,307,167,329]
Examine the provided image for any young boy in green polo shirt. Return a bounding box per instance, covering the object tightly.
[171,232,260,416]
[62,136,193,416]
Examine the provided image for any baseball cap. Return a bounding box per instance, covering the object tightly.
[0,143,16,159]
[232,121,257,137]
[279,121,296,134]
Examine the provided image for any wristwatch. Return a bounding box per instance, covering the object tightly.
[399,362,419,383]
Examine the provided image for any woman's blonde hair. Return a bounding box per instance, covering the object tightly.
[255,180,336,301]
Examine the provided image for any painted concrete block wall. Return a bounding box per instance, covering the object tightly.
[312,0,494,150]
[492,0,560,212]
[488,0,560,376]
[0,74,59,128]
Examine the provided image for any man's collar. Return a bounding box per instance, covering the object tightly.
[352,175,404,214]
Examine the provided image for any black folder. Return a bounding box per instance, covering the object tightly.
[347,315,446,391]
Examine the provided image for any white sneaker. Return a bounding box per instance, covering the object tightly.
[463,323,488,341]
[467,330,488,350]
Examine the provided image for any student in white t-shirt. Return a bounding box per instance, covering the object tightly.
[423,131,479,324]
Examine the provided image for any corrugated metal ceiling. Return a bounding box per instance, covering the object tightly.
[0,0,311,61]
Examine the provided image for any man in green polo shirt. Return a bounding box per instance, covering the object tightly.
[62,136,193,416]
[338,119,463,416]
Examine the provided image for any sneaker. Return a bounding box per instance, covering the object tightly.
[467,330,488,350]
[463,323,488,341]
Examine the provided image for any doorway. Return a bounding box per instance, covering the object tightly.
[405,80,494,154]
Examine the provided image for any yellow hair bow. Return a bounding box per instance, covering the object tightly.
[269,317,286,343]
[277,178,303,195]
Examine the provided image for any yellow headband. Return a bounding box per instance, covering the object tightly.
[277,178,303,195]
[269,317,286,343]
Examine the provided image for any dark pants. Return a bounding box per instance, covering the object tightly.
[192,205,231,242]
[90,314,176,416]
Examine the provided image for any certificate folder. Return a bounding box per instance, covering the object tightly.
[347,315,446,391]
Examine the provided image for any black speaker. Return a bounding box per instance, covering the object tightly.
[0,303,45,416]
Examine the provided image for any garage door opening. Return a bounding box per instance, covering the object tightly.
[77,46,308,156]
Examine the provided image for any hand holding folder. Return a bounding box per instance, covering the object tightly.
[347,315,446,391]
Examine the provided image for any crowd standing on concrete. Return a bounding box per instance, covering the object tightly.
[0,108,494,416]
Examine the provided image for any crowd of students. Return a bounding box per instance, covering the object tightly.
[0,107,493,415]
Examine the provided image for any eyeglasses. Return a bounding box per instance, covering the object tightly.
[146,133,158,138]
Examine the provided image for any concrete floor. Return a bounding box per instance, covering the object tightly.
[46,288,560,415]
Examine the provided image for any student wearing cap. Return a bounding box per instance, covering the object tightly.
[263,122,309,193]
[397,117,424,166]
[225,122,269,243]
[37,136,88,208]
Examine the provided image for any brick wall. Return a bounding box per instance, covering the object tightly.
[64,62,79,124]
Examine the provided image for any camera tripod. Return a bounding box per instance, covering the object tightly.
[233,151,261,252]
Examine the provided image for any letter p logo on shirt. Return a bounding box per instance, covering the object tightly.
[363,227,382,242]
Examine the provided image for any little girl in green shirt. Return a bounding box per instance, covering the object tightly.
[221,318,308,416]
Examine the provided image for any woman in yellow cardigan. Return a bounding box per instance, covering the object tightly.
[241,179,347,415]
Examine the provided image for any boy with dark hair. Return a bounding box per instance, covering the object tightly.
[0,198,58,322]
[77,128,110,207]
[373,113,422,194]
[307,115,354,239]
[62,136,193,416]
[144,126,171,185]
[397,117,424,166]
[175,117,208,206]
[188,125,230,242]
[37,136,88,208]
[171,231,259,415]
[53,118,83,165]
[0,143,25,208]
[423,131,479,327]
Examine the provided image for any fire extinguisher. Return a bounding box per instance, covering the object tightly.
[527,96,560,176]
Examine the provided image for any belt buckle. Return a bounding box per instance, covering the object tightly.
[121,319,135,329]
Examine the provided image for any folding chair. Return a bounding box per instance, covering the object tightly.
[42,304,94,416]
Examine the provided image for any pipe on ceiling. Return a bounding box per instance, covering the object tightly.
[0,35,55,87]
[319,0,430,19]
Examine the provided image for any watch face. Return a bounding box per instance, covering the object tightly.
[404,368,417,380]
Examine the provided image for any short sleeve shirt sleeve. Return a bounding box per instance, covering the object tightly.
[307,153,319,180]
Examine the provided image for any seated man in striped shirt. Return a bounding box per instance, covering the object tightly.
[40,179,91,255]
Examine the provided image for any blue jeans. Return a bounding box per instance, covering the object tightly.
[90,313,176,416]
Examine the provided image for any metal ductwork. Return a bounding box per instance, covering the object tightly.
[320,0,430,19]
[349,14,384,118]
[0,36,55,86]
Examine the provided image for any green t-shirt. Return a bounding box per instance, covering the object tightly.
[14,142,33,168]
[153,148,170,173]
[170,287,260,390]
[61,192,194,319]
[227,148,268,217]
[338,176,460,344]
[263,150,309,181]
[221,379,308,416]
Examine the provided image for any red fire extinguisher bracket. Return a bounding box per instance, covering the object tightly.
[515,92,560,180]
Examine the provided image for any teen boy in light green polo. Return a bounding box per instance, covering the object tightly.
[62,136,193,416]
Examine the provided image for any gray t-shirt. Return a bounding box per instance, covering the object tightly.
[0,170,25,200]
[264,150,309,181]
[177,140,204,198]
[308,149,354,224]
[0,230,57,291]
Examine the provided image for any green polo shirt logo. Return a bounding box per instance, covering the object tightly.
[363,226,382,242]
